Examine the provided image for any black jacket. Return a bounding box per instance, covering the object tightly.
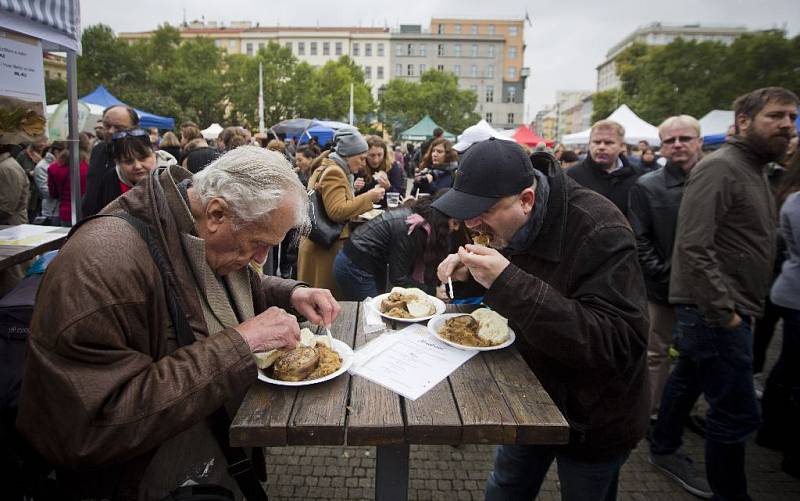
[627,162,687,304]
[342,207,434,294]
[566,154,641,216]
[482,162,649,460]
[82,142,115,217]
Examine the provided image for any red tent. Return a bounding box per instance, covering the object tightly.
[512,125,554,148]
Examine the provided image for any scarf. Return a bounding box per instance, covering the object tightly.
[506,168,551,255]
[406,213,432,283]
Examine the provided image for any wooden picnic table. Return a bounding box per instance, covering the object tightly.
[0,225,69,272]
[231,301,569,500]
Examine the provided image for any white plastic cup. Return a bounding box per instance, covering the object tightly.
[386,192,400,208]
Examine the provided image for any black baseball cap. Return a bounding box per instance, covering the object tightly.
[432,138,535,220]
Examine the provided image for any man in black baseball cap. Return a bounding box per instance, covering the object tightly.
[435,139,649,500]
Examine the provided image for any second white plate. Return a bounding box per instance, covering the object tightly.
[368,293,446,322]
[427,313,516,351]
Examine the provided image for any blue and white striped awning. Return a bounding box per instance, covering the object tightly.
[0,0,81,52]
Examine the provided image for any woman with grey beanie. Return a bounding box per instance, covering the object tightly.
[297,128,384,297]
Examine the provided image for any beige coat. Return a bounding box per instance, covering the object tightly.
[297,157,374,297]
[0,152,30,295]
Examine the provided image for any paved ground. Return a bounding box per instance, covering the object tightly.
[261,329,800,500]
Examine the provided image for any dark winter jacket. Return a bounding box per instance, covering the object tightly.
[566,154,641,216]
[627,162,688,304]
[480,161,649,461]
[669,137,778,327]
[342,207,435,294]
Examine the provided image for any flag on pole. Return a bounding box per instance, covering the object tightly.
[524,10,533,27]
[258,62,265,134]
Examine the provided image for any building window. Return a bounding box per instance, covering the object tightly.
[453,64,460,76]
[470,65,478,77]
[395,44,403,56]
[246,43,253,56]
[377,66,384,79]
[471,44,478,57]
[365,66,372,79]
[486,112,493,123]
[509,46,517,59]
[507,113,515,124]
[509,26,518,36]
[365,43,372,56]
[406,43,413,56]
[285,42,292,52]
[437,44,445,56]
[507,87,517,103]
[310,42,318,55]
[488,24,495,35]
[353,42,360,56]
[323,42,330,55]
[488,45,495,58]
[229,40,235,49]
[419,44,426,57]
[258,42,264,51]
[470,84,478,93]
[395,64,402,76]
[437,64,444,71]
[378,43,384,56]
[455,24,461,34]
[407,64,414,76]
[420,63,426,74]
[298,42,305,55]
[454,44,461,57]
[485,85,494,103]
[335,41,342,55]
[437,24,444,34]
[487,65,494,78]
[471,24,478,35]
[508,66,517,79]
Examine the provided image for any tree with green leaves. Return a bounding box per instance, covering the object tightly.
[379,69,479,136]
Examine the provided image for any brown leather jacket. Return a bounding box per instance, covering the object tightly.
[483,165,650,461]
[16,166,301,499]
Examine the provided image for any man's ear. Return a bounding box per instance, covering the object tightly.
[520,188,536,214]
[736,113,752,135]
[204,197,229,233]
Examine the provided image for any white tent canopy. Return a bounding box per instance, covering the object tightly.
[699,110,734,137]
[562,104,661,146]
[453,119,515,152]
[201,123,223,140]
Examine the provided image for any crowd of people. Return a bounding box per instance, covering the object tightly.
[1,86,798,501]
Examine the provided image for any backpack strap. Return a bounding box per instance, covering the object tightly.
[71,214,269,501]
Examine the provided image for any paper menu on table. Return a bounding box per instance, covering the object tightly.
[349,324,478,400]
[0,224,63,245]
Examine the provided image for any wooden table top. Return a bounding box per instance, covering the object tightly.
[230,301,569,448]
[0,225,69,272]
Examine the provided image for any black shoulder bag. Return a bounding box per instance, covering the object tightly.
[307,167,346,248]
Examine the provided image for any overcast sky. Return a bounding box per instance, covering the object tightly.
[79,0,798,122]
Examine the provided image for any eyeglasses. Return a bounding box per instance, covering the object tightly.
[662,135,698,145]
[111,129,149,141]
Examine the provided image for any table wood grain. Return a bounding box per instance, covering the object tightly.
[230,301,569,448]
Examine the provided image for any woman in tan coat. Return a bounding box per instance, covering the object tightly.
[297,128,384,297]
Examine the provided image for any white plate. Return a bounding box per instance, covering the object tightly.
[427,313,516,351]
[368,293,447,323]
[257,338,354,386]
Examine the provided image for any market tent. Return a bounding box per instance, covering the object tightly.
[453,119,515,151]
[398,116,456,141]
[295,125,336,146]
[270,118,351,138]
[47,100,104,134]
[699,110,734,146]
[80,85,175,130]
[201,122,223,140]
[513,125,554,147]
[562,104,660,146]
[0,0,81,52]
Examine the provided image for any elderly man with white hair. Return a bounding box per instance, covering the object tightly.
[16,146,339,501]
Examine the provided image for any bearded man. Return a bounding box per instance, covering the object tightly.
[649,87,799,501]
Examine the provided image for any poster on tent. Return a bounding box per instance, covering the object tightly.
[0,30,47,144]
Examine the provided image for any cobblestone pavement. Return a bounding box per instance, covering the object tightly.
[262,332,799,500]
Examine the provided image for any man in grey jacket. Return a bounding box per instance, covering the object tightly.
[650,87,799,500]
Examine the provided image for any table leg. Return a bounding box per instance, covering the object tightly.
[375,443,410,501]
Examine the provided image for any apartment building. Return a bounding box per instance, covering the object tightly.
[119,17,528,128]
[596,23,751,92]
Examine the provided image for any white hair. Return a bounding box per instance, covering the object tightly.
[192,146,309,233]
